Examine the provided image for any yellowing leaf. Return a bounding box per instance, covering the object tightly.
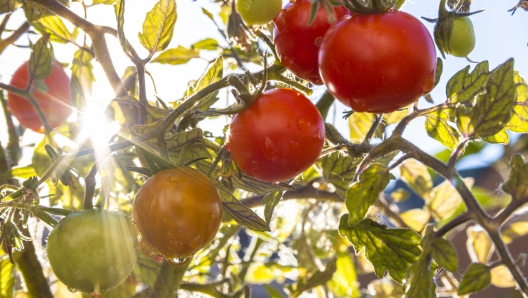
[401,209,429,232]
[400,159,432,200]
[491,265,516,288]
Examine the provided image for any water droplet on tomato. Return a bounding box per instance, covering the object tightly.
[314,36,323,47]
[296,116,309,131]
[250,160,259,170]
[262,137,279,161]
[189,235,203,249]
[166,256,191,267]
[162,218,170,227]
[166,232,174,239]
[168,240,183,252]
[168,174,186,183]
[312,129,322,141]
[288,140,299,151]
[139,240,159,259]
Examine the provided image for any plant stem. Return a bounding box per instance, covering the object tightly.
[83,164,98,210]
[315,91,335,120]
[150,261,190,298]
[13,240,53,298]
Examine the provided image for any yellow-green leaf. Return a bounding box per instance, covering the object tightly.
[138,0,177,53]
[447,61,490,103]
[482,129,509,144]
[425,110,460,151]
[431,238,458,272]
[29,34,52,80]
[70,49,95,109]
[322,152,360,198]
[151,46,200,65]
[33,15,73,44]
[0,0,19,14]
[400,209,429,232]
[502,154,528,200]
[400,159,432,200]
[458,263,491,295]
[507,72,528,132]
[114,0,127,53]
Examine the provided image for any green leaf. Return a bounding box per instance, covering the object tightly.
[33,16,73,44]
[403,226,435,298]
[289,259,337,297]
[464,59,516,138]
[217,185,270,232]
[391,188,410,202]
[132,253,160,288]
[29,34,52,81]
[192,38,219,51]
[70,49,95,109]
[456,105,472,137]
[428,178,473,220]
[339,216,422,283]
[425,110,460,151]
[262,191,283,224]
[400,159,432,200]
[328,252,360,298]
[482,129,509,144]
[151,46,200,65]
[138,0,177,53]
[431,238,458,272]
[194,57,224,111]
[231,173,294,195]
[506,72,528,132]
[458,263,491,295]
[502,155,528,200]
[348,112,382,142]
[321,152,360,198]
[433,57,443,89]
[345,164,390,226]
[447,61,490,103]
[114,0,127,53]
[0,257,15,298]
[0,0,20,14]
[0,165,37,179]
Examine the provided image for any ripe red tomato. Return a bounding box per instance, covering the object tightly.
[227,88,324,182]
[7,61,72,133]
[274,0,348,85]
[319,11,437,113]
[133,167,222,266]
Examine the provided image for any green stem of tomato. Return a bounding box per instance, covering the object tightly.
[83,164,98,210]
[439,0,448,15]
[150,261,190,298]
[315,91,335,120]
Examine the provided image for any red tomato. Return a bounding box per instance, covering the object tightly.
[273,0,348,85]
[318,11,437,113]
[227,88,324,182]
[7,61,72,133]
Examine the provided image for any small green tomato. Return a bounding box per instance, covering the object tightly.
[236,0,283,26]
[435,16,476,58]
[46,209,137,294]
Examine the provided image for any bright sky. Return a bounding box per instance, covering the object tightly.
[0,0,527,168]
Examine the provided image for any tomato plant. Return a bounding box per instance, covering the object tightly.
[318,11,437,113]
[236,0,282,26]
[7,61,72,133]
[46,209,137,294]
[132,167,222,266]
[273,0,348,85]
[227,88,324,182]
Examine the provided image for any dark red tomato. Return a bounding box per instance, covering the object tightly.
[273,0,348,85]
[227,88,324,182]
[319,11,437,113]
[7,61,72,133]
[133,167,222,267]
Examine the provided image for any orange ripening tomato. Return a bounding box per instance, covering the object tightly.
[133,167,222,267]
[7,61,72,132]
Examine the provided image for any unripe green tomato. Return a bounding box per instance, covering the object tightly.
[236,0,282,26]
[436,16,476,57]
[47,209,137,294]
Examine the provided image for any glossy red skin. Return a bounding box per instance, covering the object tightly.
[227,88,324,182]
[133,167,222,260]
[7,61,72,132]
[319,11,437,113]
[273,0,348,85]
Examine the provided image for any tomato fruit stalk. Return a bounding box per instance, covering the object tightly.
[273,0,348,85]
[133,167,222,266]
[7,61,72,133]
[227,88,325,182]
[318,11,437,113]
[46,209,137,294]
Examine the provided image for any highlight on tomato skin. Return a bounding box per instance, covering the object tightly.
[273,0,348,85]
[132,167,223,267]
[318,11,437,114]
[226,88,325,183]
[7,61,72,133]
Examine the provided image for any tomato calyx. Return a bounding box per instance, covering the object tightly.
[342,0,396,14]
[423,0,484,58]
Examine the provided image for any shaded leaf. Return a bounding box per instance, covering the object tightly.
[321,152,360,198]
[0,0,19,14]
[262,191,283,224]
[138,0,177,53]
[431,238,458,272]
[29,34,52,80]
[433,57,443,89]
[289,259,337,297]
[502,154,528,200]
[458,263,491,295]
[345,164,390,226]
[70,49,95,109]
[404,226,435,298]
[217,185,270,232]
[339,216,422,283]
[231,174,293,195]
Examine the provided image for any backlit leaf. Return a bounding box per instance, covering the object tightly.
[217,185,270,232]
[425,110,460,150]
[321,152,360,198]
[400,159,432,200]
[29,34,52,80]
[447,61,490,103]
[502,154,528,200]
[458,263,491,295]
[138,0,177,53]
[152,46,200,65]
[507,72,528,132]
[339,216,421,283]
[33,16,73,44]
